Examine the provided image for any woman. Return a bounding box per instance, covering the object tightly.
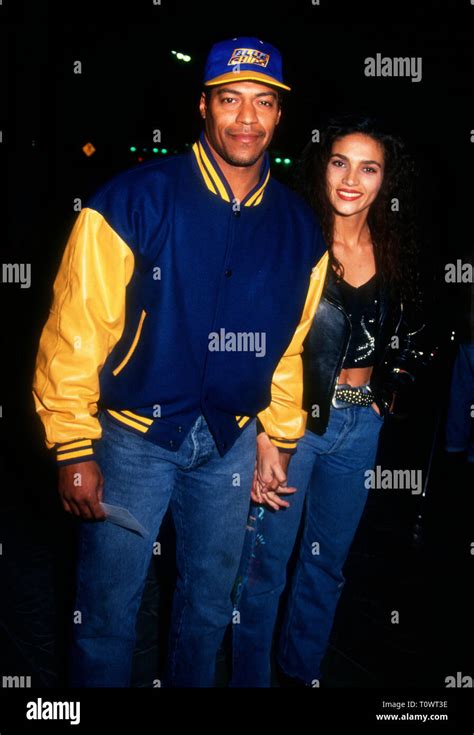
[231,115,426,687]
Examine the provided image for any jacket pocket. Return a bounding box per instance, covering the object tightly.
[112,309,147,376]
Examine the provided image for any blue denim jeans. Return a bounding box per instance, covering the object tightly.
[69,410,256,688]
[231,401,384,687]
[445,342,474,462]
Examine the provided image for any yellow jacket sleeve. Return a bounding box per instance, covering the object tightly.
[257,250,329,451]
[32,207,135,465]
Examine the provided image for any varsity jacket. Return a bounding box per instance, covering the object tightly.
[32,131,328,466]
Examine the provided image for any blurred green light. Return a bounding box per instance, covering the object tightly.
[152,147,159,153]
[283,158,291,164]
[172,50,191,62]
[274,157,282,163]
[130,146,137,152]
[161,148,168,154]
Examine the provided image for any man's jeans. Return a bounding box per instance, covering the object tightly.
[69,410,256,687]
[231,402,384,687]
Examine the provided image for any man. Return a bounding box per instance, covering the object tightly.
[32,36,328,687]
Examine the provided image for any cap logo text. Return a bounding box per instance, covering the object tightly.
[228,48,270,67]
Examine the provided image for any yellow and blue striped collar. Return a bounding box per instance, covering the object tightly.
[192,131,270,207]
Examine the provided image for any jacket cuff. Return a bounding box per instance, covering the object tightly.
[256,418,298,453]
[271,440,297,455]
[55,439,95,466]
[276,445,297,456]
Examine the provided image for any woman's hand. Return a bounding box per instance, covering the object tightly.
[252,433,297,511]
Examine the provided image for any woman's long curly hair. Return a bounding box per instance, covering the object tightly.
[296,114,420,304]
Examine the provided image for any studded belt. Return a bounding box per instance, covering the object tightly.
[332,383,374,407]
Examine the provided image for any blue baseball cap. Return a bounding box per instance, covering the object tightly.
[203,36,291,92]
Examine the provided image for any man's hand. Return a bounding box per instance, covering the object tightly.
[251,467,297,511]
[252,433,297,511]
[58,461,106,521]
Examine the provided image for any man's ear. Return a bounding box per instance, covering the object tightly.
[199,91,207,120]
[275,106,282,126]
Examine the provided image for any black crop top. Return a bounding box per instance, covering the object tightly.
[329,269,379,368]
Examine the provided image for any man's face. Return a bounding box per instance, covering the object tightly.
[199,81,281,167]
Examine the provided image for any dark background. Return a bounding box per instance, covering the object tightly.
[0,0,473,695]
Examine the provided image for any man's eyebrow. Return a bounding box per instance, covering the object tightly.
[215,87,278,99]
[330,152,382,166]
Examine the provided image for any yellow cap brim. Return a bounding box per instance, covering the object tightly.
[204,71,291,92]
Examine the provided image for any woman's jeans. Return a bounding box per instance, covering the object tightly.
[69,410,256,688]
[231,401,384,687]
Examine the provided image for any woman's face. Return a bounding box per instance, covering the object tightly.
[326,133,385,217]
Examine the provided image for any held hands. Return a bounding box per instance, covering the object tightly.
[58,461,107,521]
[251,433,297,511]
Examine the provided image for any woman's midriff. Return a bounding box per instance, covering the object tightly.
[337,366,373,387]
[337,366,381,415]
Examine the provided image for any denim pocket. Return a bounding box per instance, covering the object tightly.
[368,403,384,421]
[315,406,353,454]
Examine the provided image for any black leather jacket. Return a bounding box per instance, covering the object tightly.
[303,267,428,435]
